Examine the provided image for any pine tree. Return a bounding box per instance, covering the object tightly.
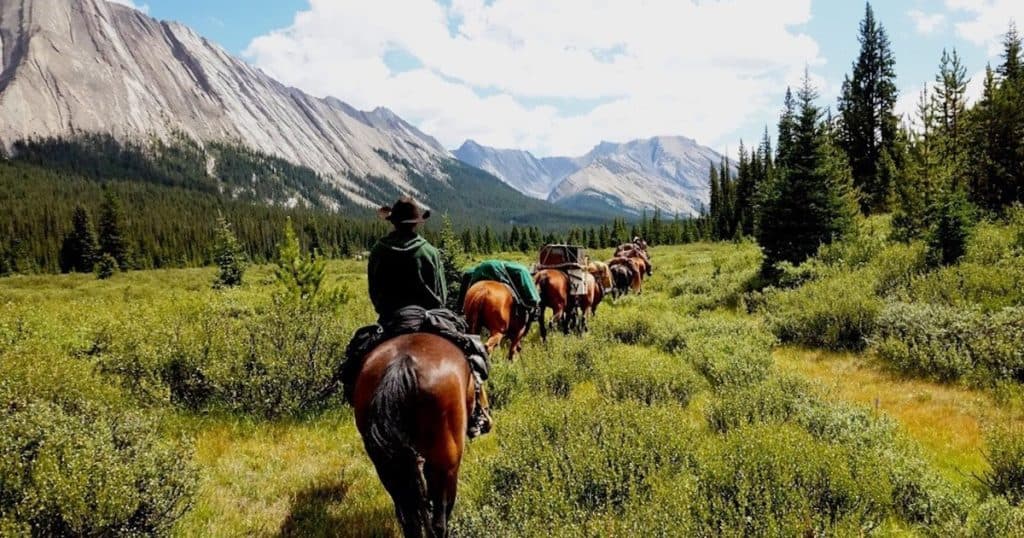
[97,189,130,271]
[436,215,467,309]
[776,88,798,169]
[966,25,1024,211]
[274,217,326,303]
[59,205,98,273]
[837,2,900,213]
[927,188,975,266]
[213,213,246,288]
[708,163,722,239]
[932,48,969,168]
[759,72,859,274]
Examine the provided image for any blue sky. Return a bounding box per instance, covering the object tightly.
[120,0,1020,157]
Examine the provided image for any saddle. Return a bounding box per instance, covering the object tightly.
[342,306,489,404]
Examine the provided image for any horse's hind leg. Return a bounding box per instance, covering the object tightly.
[425,464,459,538]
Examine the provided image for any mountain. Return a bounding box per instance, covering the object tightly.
[0,0,594,225]
[454,136,724,217]
[453,140,575,199]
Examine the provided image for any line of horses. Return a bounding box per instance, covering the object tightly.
[464,240,653,362]
[352,240,653,537]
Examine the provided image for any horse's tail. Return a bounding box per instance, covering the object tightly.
[366,356,430,536]
[464,288,483,335]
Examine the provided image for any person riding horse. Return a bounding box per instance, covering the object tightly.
[343,197,493,438]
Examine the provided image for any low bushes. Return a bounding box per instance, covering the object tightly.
[0,382,196,536]
[982,425,1024,505]
[764,269,883,350]
[682,317,775,389]
[453,397,696,536]
[874,303,1024,384]
[691,424,893,536]
[706,375,813,432]
[98,297,354,417]
[594,345,705,406]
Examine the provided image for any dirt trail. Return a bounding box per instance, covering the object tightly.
[775,346,1024,485]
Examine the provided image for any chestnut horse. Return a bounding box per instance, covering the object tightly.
[353,334,482,537]
[463,281,532,361]
[581,271,605,317]
[533,269,579,340]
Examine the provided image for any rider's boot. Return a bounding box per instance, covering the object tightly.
[467,370,493,439]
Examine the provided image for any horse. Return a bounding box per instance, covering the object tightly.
[533,269,582,340]
[587,261,613,294]
[582,271,605,317]
[615,244,653,277]
[609,263,634,299]
[352,333,482,538]
[463,281,533,361]
[609,257,643,294]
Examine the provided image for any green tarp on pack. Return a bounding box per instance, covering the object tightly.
[462,260,541,308]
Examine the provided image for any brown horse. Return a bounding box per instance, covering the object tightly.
[533,269,579,340]
[615,246,653,277]
[463,281,532,361]
[582,271,605,317]
[353,334,481,537]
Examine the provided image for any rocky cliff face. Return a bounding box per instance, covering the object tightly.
[455,135,722,217]
[0,0,452,206]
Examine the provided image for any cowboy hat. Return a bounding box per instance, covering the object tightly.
[378,196,431,224]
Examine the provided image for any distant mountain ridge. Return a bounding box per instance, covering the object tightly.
[0,0,600,226]
[454,135,724,217]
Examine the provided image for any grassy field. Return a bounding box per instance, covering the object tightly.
[3,220,1024,536]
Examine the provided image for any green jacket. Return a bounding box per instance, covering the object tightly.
[367,232,447,319]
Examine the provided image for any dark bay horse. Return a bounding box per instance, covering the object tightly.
[463,281,532,361]
[353,333,481,537]
[533,269,576,340]
[609,257,643,294]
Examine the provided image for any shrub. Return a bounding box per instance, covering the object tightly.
[907,263,1024,312]
[452,397,696,536]
[0,386,196,536]
[707,375,813,432]
[873,303,1024,384]
[682,317,775,389]
[964,496,1024,537]
[594,346,705,406]
[691,424,892,536]
[765,269,882,350]
[98,297,353,417]
[869,241,927,296]
[982,425,1024,504]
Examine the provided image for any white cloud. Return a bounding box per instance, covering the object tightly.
[244,0,821,156]
[107,0,149,13]
[945,0,1023,55]
[908,9,946,35]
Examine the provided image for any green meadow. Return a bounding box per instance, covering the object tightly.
[3,215,1024,537]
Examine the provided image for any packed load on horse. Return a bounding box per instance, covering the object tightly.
[457,260,541,315]
[458,260,541,361]
[534,244,592,336]
[342,197,492,439]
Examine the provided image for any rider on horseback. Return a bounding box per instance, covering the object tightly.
[344,197,493,438]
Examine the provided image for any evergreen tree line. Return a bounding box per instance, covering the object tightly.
[706,3,1024,274]
[1,158,712,276]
